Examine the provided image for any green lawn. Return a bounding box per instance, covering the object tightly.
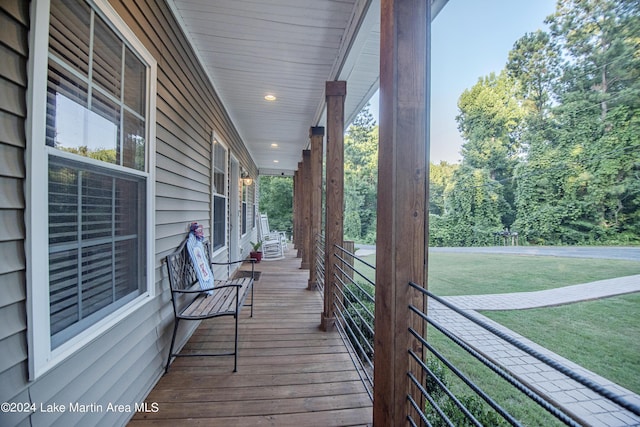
[353,251,640,423]
[358,252,640,296]
[481,293,640,395]
[428,252,640,296]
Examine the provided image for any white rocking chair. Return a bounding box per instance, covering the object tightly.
[258,213,285,260]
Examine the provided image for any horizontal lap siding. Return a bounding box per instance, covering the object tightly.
[117,0,257,420]
[0,1,29,427]
[0,0,258,425]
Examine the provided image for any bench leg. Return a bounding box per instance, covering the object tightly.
[165,319,180,374]
[250,283,254,318]
[233,311,239,372]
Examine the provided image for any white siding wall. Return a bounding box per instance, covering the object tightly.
[0,1,30,426]
[0,0,259,425]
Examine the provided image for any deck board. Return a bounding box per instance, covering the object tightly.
[129,250,373,426]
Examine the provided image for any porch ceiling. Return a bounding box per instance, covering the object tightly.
[168,0,448,175]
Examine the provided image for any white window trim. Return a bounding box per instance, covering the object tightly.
[251,183,257,230]
[211,131,229,258]
[25,0,157,380]
[241,184,248,238]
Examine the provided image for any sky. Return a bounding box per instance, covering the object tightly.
[368,0,558,163]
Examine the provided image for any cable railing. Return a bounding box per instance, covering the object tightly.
[407,281,640,427]
[319,243,639,425]
[331,244,376,400]
[315,233,325,294]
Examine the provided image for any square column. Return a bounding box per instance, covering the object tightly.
[321,80,346,331]
[308,126,325,289]
[374,0,431,425]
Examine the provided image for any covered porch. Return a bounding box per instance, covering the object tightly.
[129,250,373,426]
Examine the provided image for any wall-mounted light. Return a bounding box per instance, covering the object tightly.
[241,171,253,186]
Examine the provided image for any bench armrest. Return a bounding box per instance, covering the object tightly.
[171,281,244,295]
[171,287,217,294]
[211,259,256,266]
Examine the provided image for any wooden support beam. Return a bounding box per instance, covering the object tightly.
[321,80,346,331]
[295,163,303,258]
[308,126,325,290]
[374,0,430,425]
[292,170,298,250]
[300,150,312,270]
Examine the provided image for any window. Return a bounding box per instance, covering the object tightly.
[48,157,146,348]
[212,139,228,252]
[248,182,256,230]
[28,0,156,378]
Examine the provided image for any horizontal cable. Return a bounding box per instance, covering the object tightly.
[411,282,640,418]
[408,349,482,427]
[407,370,456,427]
[408,325,525,427]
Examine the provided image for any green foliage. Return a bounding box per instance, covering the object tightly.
[428,0,640,246]
[429,161,458,216]
[441,166,506,246]
[344,104,378,243]
[258,176,293,233]
[59,146,118,164]
[343,281,375,361]
[423,359,508,427]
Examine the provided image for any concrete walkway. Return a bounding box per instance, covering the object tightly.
[430,275,640,427]
[353,246,640,424]
[443,274,640,310]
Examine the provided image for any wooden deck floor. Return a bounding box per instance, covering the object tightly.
[129,250,373,426]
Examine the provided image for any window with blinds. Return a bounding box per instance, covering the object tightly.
[212,141,228,252]
[46,0,149,348]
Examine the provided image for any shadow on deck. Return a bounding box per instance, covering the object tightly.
[129,249,373,426]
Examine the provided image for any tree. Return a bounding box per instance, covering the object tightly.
[509,0,640,244]
[455,71,525,229]
[513,0,640,244]
[506,30,558,116]
[344,104,378,243]
[429,161,458,216]
[258,176,293,234]
[443,166,505,246]
[457,71,525,179]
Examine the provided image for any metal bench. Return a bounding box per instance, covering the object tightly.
[165,236,255,373]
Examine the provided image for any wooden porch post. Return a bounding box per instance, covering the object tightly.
[308,126,325,290]
[374,0,430,425]
[300,150,312,269]
[321,80,346,331]
[292,170,298,250]
[295,163,303,258]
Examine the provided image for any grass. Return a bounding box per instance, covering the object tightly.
[481,293,640,395]
[352,250,640,423]
[426,327,567,427]
[359,252,640,296]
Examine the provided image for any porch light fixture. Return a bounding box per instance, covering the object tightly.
[264,94,277,101]
[241,171,253,186]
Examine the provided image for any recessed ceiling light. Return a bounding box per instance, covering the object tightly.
[271,143,278,148]
[273,160,279,163]
[264,94,276,101]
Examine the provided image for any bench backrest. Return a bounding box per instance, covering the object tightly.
[166,237,212,293]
